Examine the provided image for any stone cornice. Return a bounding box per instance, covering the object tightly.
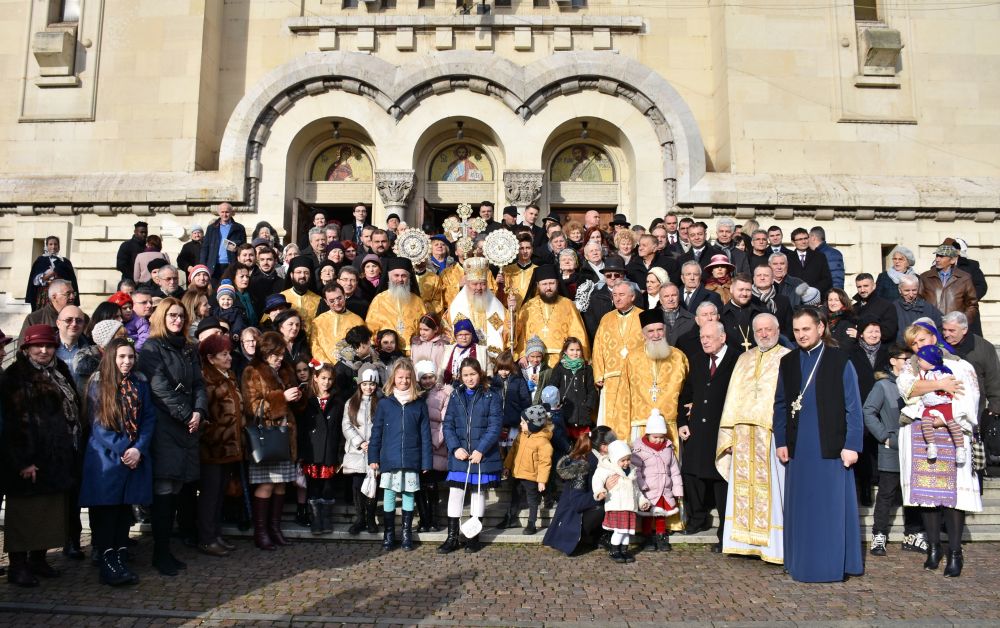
[284,15,644,33]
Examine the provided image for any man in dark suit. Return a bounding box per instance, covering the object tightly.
[677,221,722,269]
[656,282,696,345]
[339,203,370,244]
[768,252,805,308]
[478,201,502,234]
[678,260,723,314]
[116,221,148,281]
[626,234,678,286]
[751,264,794,337]
[748,228,772,269]
[712,217,750,275]
[766,225,796,258]
[522,204,547,249]
[678,320,738,549]
[852,273,898,343]
[786,227,832,295]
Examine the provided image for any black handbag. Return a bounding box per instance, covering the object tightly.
[244,400,291,464]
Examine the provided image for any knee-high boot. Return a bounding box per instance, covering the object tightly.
[268,492,291,546]
[151,494,180,575]
[348,488,365,535]
[251,496,275,551]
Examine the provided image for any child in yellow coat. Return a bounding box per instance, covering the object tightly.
[502,405,554,535]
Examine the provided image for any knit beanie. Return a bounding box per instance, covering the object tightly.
[216,280,236,300]
[525,335,546,357]
[91,320,124,349]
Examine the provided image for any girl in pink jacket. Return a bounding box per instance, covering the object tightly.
[416,360,452,533]
[631,409,683,552]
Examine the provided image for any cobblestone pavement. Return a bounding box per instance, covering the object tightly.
[0,534,998,627]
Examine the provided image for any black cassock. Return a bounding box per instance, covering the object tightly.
[25,254,80,310]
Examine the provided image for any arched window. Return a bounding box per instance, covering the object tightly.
[310,143,373,182]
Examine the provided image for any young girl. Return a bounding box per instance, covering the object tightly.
[439,358,503,554]
[369,358,432,551]
[592,440,651,563]
[79,338,155,586]
[416,360,452,532]
[410,314,448,372]
[376,329,404,365]
[547,337,597,443]
[291,356,313,527]
[521,335,551,403]
[902,344,969,464]
[212,280,247,341]
[493,351,533,529]
[631,410,682,552]
[341,364,381,535]
[298,364,342,535]
[703,255,735,305]
[502,405,553,535]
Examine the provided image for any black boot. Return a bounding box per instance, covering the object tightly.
[656,533,672,552]
[62,540,85,561]
[116,548,139,585]
[320,499,335,534]
[609,544,626,564]
[381,510,397,551]
[924,543,943,570]
[620,542,636,563]
[295,501,310,528]
[6,552,38,588]
[99,549,130,586]
[463,533,482,553]
[401,511,415,551]
[437,517,461,554]
[348,489,365,535]
[365,497,379,534]
[27,550,59,578]
[425,484,442,532]
[308,499,324,536]
[151,494,179,576]
[415,491,430,533]
[943,549,964,577]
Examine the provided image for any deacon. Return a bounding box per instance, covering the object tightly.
[677,321,738,550]
[592,282,645,437]
[715,313,790,564]
[622,308,690,531]
[309,283,365,365]
[498,233,537,310]
[774,308,864,583]
[514,264,589,367]
[445,257,509,359]
[365,257,427,355]
[282,256,322,329]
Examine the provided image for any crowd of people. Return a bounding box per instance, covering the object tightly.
[2,200,997,588]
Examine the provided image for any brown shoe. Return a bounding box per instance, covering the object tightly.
[197,543,229,557]
[216,537,236,552]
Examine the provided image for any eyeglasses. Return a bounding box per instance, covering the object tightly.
[604,272,623,278]
[793,236,809,242]
[166,312,185,320]
[59,317,84,325]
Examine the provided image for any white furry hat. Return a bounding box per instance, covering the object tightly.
[608,440,632,463]
[92,320,124,349]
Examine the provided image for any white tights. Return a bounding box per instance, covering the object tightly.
[447,487,486,518]
[610,531,630,546]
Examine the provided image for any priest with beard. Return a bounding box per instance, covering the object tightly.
[445,257,509,361]
[592,282,645,439]
[621,308,690,531]
[309,283,366,365]
[281,255,322,330]
[365,257,427,355]
[715,313,791,565]
[440,247,498,306]
[514,264,589,367]
[721,274,769,354]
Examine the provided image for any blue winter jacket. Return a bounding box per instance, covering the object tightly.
[816,242,845,291]
[369,394,432,473]
[489,373,532,428]
[79,374,157,507]
[443,385,504,475]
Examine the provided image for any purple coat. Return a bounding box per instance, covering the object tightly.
[631,437,683,507]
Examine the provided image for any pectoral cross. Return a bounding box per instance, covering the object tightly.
[619,347,629,359]
[650,382,660,402]
[742,338,752,351]
[396,320,405,333]
[790,395,803,419]
[541,325,550,335]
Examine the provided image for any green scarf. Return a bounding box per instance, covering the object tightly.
[560,355,584,373]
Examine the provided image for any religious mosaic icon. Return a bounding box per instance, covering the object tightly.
[310,144,373,182]
[550,144,615,182]
[429,144,494,182]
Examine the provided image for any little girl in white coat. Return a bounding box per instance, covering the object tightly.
[593,439,650,563]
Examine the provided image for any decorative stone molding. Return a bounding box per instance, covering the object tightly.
[375,170,416,217]
[503,171,544,209]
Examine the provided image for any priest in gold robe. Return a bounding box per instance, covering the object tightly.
[309,283,365,364]
[592,282,645,437]
[513,264,589,367]
[440,250,498,306]
[715,312,790,564]
[498,233,536,310]
[444,257,509,360]
[365,257,427,355]
[281,255,322,331]
[623,308,690,531]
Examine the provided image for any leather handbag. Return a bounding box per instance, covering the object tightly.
[244,400,291,464]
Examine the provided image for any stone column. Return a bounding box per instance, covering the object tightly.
[503,170,544,217]
[374,169,416,223]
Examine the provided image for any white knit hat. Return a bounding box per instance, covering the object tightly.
[608,440,632,464]
[92,320,124,349]
[645,409,668,436]
[414,360,436,379]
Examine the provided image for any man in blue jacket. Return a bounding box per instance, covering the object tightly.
[809,226,844,291]
[200,202,247,281]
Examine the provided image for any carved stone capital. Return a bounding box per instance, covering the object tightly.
[503,170,544,208]
[374,170,416,209]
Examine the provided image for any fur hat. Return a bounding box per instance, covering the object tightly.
[525,335,546,357]
[645,409,668,436]
[556,456,591,489]
[608,440,632,464]
[414,360,437,380]
[91,320,124,349]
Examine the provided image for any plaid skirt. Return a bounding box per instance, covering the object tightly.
[249,459,299,485]
[603,509,638,533]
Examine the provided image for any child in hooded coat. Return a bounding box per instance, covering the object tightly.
[593,439,651,563]
[630,409,683,552]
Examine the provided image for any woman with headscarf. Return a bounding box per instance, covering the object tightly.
[875,245,918,302]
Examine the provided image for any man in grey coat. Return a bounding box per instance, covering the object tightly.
[656,282,695,346]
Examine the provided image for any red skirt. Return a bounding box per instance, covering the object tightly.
[302,464,337,479]
[602,509,637,532]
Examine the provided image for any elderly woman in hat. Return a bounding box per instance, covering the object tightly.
[875,245,918,302]
[703,254,735,304]
[1,324,82,587]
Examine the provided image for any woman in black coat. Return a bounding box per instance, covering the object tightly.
[137,297,208,576]
[848,319,889,508]
[0,325,82,587]
[297,364,343,535]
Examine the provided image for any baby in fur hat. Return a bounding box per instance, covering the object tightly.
[592,439,651,563]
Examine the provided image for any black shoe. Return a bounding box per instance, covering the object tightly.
[6,554,38,588]
[463,534,482,553]
[168,553,187,571]
[295,503,310,528]
[438,517,462,554]
[656,533,672,552]
[381,511,397,552]
[27,551,60,578]
[610,544,627,564]
[494,514,513,530]
[683,522,711,535]
[869,532,888,557]
[901,532,928,553]
[523,523,538,535]
[621,545,636,563]
[115,548,140,585]
[943,550,963,577]
[711,542,723,554]
[99,549,131,586]
[401,511,415,551]
[924,543,943,570]
[152,546,178,577]
[62,543,86,561]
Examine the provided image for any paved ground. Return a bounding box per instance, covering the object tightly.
[0,533,998,627]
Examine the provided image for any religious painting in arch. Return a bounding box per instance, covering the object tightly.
[310,144,373,182]
[429,143,494,182]
[550,144,615,183]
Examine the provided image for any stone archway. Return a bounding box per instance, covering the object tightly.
[218,51,706,215]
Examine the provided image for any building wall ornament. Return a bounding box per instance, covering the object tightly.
[503,170,544,208]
